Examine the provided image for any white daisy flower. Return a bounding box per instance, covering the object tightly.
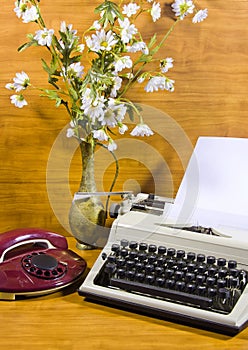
[118,18,138,44]
[192,9,208,23]
[67,62,84,79]
[137,75,146,84]
[160,57,174,73]
[122,3,140,17]
[108,139,117,152]
[151,2,161,22]
[5,83,15,90]
[83,95,106,122]
[86,29,118,52]
[164,78,175,92]
[34,28,54,47]
[144,76,166,92]
[171,0,195,20]
[110,76,122,98]
[100,108,117,127]
[118,123,128,135]
[126,41,149,55]
[10,94,28,108]
[92,20,101,30]
[60,21,77,35]
[92,129,108,142]
[76,44,85,53]
[130,124,154,137]
[114,56,133,72]
[14,0,28,18]
[66,128,75,138]
[22,6,39,23]
[13,71,30,92]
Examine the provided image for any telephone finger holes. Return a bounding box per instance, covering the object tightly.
[22,252,67,279]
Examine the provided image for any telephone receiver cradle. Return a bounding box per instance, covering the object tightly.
[0,228,87,300]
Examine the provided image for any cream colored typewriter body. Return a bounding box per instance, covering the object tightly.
[79,137,248,335]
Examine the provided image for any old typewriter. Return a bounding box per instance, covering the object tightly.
[79,137,248,335]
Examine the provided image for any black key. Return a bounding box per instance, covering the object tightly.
[135,262,145,271]
[186,283,196,293]
[217,278,227,288]
[197,264,207,274]
[218,268,227,278]
[120,239,129,247]
[167,248,176,257]
[167,258,175,268]
[229,268,239,277]
[206,276,216,286]
[156,277,165,287]
[129,241,138,249]
[145,274,155,284]
[126,260,135,269]
[117,268,126,278]
[228,260,237,269]
[126,270,135,280]
[129,251,138,260]
[196,274,206,284]
[104,262,117,275]
[111,244,120,253]
[139,243,148,251]
[197,254,205,263]
[207,287,217,297]
[207,256,216,265]
[145,264,155,273]
[107,255,116,263]
[138,252,147,261]
[187,262,197,272]
[177,259,186,270]
[217,258,226,267]
[148,254,157,264]
[197,285,207,295]
[148,244,157,253]
[187,252,196,261]
[165,279,175,289]
[135,272,145,283]
[175,281,185,291]
[176,250,185,258]
[174,270,184,280]
[154,266,164,276]
[116,257,126,267]
[185,272,195,282]
[156,256,166,266]
[158,246,166,255]
[120,248,129,257]
[208,266,217,276]
[110,278,213,308]
[164,268,174,278]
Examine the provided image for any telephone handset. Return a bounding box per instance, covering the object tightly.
[0,228,87,300]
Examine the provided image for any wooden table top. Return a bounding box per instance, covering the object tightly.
[0,237,247,350]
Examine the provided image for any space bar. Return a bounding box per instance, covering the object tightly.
[110,278,213,308]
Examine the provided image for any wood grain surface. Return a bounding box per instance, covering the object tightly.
[1,0,248,235]
[0,237,246,350]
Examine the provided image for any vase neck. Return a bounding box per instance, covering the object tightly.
[79,140,97,193]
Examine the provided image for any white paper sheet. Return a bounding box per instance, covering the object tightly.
[163,137,248,240]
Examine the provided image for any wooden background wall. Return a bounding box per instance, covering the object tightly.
[1,0,248,237]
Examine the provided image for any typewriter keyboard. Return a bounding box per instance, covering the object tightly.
[94,239,248,314]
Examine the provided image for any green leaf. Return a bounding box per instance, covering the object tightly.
[41,59,52,75]
[148,34,157,49]
[69,87,79,101]
[95,0,123,25]
[18,41,37,52]
[40,89,62,107]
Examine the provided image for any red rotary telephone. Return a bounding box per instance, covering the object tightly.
[0,228,87,300]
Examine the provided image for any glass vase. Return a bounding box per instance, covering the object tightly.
[69,140,108,249]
